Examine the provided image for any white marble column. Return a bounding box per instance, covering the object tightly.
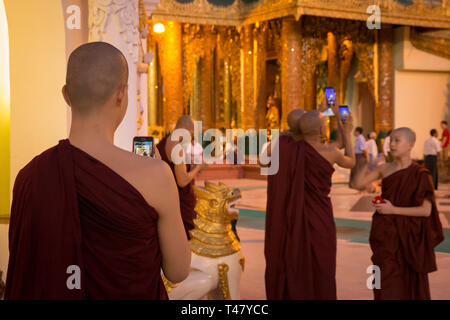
[88,0,140,151]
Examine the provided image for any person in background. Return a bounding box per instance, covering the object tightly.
[156,115,206,240]
[440,121,449,162]
[424,129,442,190]
[383,130,392,162]
[366,132,379,168]
[349,127,368,190]
[366,131,379,193]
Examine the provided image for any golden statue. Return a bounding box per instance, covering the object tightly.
[265,95,280,129]
[164,182,245,300]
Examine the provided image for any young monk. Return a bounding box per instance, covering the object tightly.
[352,127,444,300]
[265,104,355,300]
[156,115,206,239]
[5,42,190,299]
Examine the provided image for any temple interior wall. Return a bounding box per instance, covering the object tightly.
[0,0,69,278]
[393,26,450,159]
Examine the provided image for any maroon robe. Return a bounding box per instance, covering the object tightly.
[157,137,196,239]
[265,135,337,300]
[5,139,168,300]
[370,163,444,300]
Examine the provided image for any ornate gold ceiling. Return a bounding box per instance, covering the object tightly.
[151,0,450,28]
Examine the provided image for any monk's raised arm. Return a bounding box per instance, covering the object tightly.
[351,162,381,190]
[334,147,355,169]
[151,160,191,283]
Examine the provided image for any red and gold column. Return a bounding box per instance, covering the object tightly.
[376,25,393,133]
[160,21,183,132]
[241,24,258,130]
[327,32,339,133]
[199,29,214,130]
[281,17,302,129]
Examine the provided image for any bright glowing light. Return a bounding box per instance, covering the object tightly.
[153,23,165,34]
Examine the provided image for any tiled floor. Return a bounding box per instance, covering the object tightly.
[196,174,450,300]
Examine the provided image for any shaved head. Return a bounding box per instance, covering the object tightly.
[65,42,128,114]
[287,109,305,134]
[392,127,416,143]
[299,110,323,137]
[175,115,194,132]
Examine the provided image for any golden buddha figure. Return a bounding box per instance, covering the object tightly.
[265,95,280,129]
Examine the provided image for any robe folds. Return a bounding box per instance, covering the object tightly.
[265,135,337,300]
[157,137,196,239]
[370,163,444,300]
[5,139,168,300]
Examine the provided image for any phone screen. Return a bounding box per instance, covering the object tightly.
[133,137,154,157]
[339,105,349,123]
[339,105,349,117]
[323,108,335,117]
[324,87,336,106]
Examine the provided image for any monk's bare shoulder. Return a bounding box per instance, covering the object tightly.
[110,147,176,211]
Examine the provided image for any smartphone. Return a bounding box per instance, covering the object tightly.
[324,87,336,106]
[133,136,154,157]
[339,105,349,123]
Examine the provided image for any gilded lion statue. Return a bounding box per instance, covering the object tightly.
[163,181,244,300]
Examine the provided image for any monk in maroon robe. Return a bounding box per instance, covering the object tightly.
[265,107,355,299]
[5,42,190,299]
[352,127,444,299]
[157,115,205,239]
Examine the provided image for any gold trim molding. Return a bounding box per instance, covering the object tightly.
[152,0,450,29]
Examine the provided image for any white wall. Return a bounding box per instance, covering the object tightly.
[393,26,450,159]
[394,70,450,159]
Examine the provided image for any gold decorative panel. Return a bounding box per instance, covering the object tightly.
[152,0,450,29]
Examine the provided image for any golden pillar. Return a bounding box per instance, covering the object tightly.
[242,25,257,130]
[327,32,339,134]
[160,21,183,132]
[327,32,339,104]
[376,25,393,133]
[256,24,267,130]
[302,37,320,111]
[281,17,302,129]
[199,30,214,129]
[339,38,354,104]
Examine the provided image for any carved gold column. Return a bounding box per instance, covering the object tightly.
[327,32,339,105]
[302,37,321,111]
[327,32,339,134]
[376,25,393,133]
[160,21,183,132]
[242,25,257,130]
[281,17,302,129]
[199,28,214,129]
[339,38,354,104]
[256,23,267,129]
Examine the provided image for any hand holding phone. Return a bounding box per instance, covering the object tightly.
[133,136,155,157]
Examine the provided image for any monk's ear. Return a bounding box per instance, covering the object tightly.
[62,85,72,107]
[115,84,128,106]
